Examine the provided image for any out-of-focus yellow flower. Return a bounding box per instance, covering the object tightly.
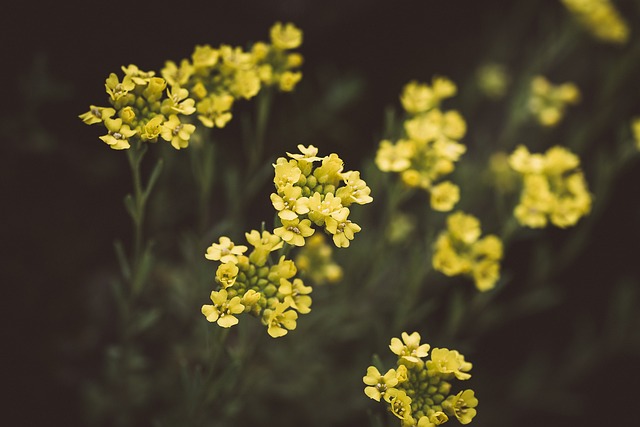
[509,145,592,228]
[528,75,580,127]
[196,93,234,128]
[561,0,629,44]
[476,62,510,99]
[430,181,460,212]
[192,44,219,70]
[631,118,640,150]
[433,211,503,291]
[270,22,303,50]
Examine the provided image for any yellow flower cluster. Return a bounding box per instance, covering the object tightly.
[375,77,467,211]
[363,332,478,426]
[561,0,630,44]
[271,144,373,248]
[432,212,503,292]
[161,21,303,129]
[79,65,197,150]
[80,22,303,150]
[294,234,343,285]
[201,232,311,338]
[509,145,592,228]
[528,75,580,127]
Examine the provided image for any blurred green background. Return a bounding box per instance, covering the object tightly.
[3,1,640,426]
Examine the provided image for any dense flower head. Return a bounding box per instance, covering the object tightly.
[432,211,503,291]
[508,145,592,228]
[81,22,303,150]
[528,75,580,127]
[364,332,478,426]
[270,145,373,248]
[202,231,311,338]
[376,76,466,211]
[561,0,629,44]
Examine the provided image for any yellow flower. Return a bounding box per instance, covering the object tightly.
[286,144,322,162]
[99,118,137,150]
[375,139,414,172]
[274,218,315,247]
[232,69,261,100]
[430,181,460,212]
[79,105,115,125]
[400,81,435,114]
[561,0,629,44]
[278,71,302,92]
[215,262,239,289]
[472,259,501,291]
[324,207,361,248]
[363,366,399,402]
[201,289,245,328]
[273,157,303,189]
[278,278,312,314]
[263,301,298,338]
[160,114,196,150]
[245,230,283,266]
[528,76,580,127]
[105,73,135,103]
[205,236,248,263]
[196,94,234,128]
[139,115,165,142]
[161,59,193,87]
[427,348,473,380]
[384,388,413,421]
[314,153,345,185]
[142,77,167,102]
[389,331,431,364]
[192,44,219,69]
[270,185,310,220]
[447,211,481,245]
[270,22,303,50]
[307,192,344,226]
[161,86,196,116]
[336,171,373,206]
[121,64,155,85]
[443,390,478,425]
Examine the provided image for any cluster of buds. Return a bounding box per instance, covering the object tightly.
[509,145,592,228]
[364,332,478,426]
[375,76,467,211]
[432,211,503,291]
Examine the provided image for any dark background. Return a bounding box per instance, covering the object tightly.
[3,1,640,426]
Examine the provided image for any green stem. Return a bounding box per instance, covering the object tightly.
[126,142,147,273]
[249,88,273,173]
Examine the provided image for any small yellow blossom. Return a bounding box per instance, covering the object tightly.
[139,115,165,142]
[324,207,361,248]
[528,76,580,127]
[201,289,245,328]
[263,301,298,338]
[274,218,315,246]
[430,181,460,212]
[205,236,248,263]
[99,118,137,150]
[278,277,312,314]
[389,332,431,364]
[278,71,302,92]
[270,22,303,50]
[363,366,399,402]
[192,44,219,69]
[427,348,473,380]
[443,390,478,425]
[215,262,239,289]
[160,114,196,150]
[245,230,283,266]
[375,139,414,172]
[196,94,234,128]
[384,388,413,421]
[79,106,115,125]
[270,185,310,220]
